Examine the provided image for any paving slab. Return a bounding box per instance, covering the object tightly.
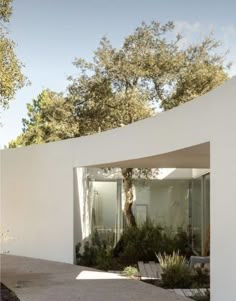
[0,254,191,301]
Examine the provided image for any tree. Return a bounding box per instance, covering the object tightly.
[10,21,229,226]
[120,168,158,227]
[9,90,79,147]
[67,58,153,135]
[0,0,27,109]
[68,21,228,114]
[0,0,12,22]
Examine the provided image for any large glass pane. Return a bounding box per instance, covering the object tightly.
[91,181,117,243]
[134,179,190,231]
[191,177,202,254]
[203,173,210,255]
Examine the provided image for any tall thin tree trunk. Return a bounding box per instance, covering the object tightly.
[122,168,136,227]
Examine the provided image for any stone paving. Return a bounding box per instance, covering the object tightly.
[0,254,191,301]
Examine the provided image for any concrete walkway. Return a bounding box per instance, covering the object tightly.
[0,254,191,301]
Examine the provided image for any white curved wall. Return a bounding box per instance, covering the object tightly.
[1,77,236,300]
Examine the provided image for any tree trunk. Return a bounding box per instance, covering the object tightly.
[122,168,136,227]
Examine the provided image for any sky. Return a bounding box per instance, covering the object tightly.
[1,0,236,148]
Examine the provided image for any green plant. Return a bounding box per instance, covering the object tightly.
[122,266,139,278]
[173,227,193,258]
[75,230,124,271]
[156,251,193,288]
[157,251,188,270]
[76,224,195,272]
[191,267,210,288]
[113,222,192,265]
[155,252,210,289]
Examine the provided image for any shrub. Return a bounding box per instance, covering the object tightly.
[113,222,192,265]
[76,223,194,272]
[156,251,193,288]
[122,266,139,278]
[173,227,193,259]
[156,252,210,289]
[75,230,123,270]
[157,251,188,270]
[191,267,210,288]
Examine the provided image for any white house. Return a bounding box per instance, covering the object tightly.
[1,77,236,301]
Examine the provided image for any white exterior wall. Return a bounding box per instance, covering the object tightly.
[1,141,74,263]
[1,77,236,300]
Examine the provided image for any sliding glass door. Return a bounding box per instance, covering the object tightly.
[191,173,210,255]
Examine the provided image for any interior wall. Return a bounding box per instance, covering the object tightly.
[134,180,189,229]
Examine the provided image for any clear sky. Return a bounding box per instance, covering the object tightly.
[1,0,236,147]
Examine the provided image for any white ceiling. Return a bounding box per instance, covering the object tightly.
[91,142,210,169]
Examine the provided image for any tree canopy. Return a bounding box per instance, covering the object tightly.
[0,0,12,22]
[0,0,27,109]
[9,90,79,147]
[9,20,229,147]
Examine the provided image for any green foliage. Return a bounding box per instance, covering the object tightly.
[113,222,192,265]
[156,252,210,289]
[157,251,193,288]
[75,230,123,271]
[10,20,229,147]
[122,266,139,278]
[76,224,210,290]
[76,241,98,267]
[173,227,193,257]
[157,251,188,270]
[191,267,210,288]
[0,0,27,109]
[68,21,228,131]
[8,90,79,147]
[0,35,27,109]
[160,36,229,110]
[0,0,12,22]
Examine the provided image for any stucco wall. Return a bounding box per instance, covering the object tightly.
[1,140,74,263]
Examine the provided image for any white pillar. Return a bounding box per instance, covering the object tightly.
[211,135,236,300]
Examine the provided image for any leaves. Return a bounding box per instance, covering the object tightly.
[10,20,229,147]
[0,0,12,23]
[0,35,27,108]
[0,0,27,109]
[8,90,79,147]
